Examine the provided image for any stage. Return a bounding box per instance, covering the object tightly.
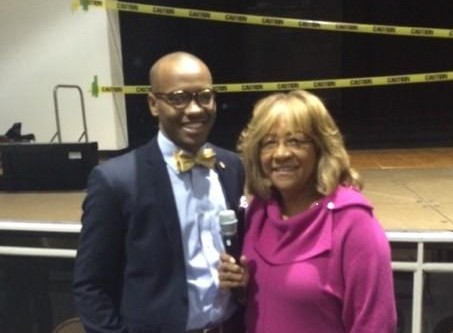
[1,147,453,333]
[351,147,453,231]
[1,147,452,231]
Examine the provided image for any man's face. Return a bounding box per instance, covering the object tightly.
[148,59,216,154]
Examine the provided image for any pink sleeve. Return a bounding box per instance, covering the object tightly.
[339,208,397,333]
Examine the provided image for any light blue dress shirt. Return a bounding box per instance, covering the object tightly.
[157,132,235,330]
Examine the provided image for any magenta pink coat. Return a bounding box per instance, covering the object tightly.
[242,186,397,333]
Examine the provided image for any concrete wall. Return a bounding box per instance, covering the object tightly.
[0,0,128,150]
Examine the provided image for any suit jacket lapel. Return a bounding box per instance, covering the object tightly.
[215,152,236,211]
[141,138,184,259]
[214,148,246,248]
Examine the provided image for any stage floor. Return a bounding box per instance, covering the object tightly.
[1,147,453,231]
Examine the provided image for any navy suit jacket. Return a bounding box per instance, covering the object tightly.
[73,138,245,333]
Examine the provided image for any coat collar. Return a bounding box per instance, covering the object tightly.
[248,186,372,265]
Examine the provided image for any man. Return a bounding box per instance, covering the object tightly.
[73,52,245,333]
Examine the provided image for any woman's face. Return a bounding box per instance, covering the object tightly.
[259,114,318,199]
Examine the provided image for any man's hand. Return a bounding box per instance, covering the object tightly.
[218,253,249,290]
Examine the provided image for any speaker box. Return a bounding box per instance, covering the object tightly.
[0,142,98,191]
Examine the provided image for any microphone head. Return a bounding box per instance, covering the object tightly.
[218,210,238,236]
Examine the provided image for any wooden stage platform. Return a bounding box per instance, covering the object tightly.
[1,147,453,231]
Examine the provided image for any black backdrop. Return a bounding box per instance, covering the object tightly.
[119,0,453,151]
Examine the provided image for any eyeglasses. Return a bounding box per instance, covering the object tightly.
[260,134,313,154]
[153,88,215,109]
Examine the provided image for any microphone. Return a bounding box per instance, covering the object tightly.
[219,209,247,303]
[218,209,241,262]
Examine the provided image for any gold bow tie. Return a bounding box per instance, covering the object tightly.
[174,148,216,172]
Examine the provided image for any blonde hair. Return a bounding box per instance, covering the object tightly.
[238,89,362,200]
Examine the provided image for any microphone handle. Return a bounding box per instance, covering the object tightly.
[223,234,241,262]
[223,234,247,304]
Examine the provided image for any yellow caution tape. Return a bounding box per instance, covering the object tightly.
[78,0,453,39]
[91,71,453,96]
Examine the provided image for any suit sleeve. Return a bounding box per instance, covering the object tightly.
[73,167,128,333]
[340,208,397,333]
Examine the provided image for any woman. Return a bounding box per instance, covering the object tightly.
[219,90,396,333]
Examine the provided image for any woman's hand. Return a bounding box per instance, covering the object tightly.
[218,253,249,290]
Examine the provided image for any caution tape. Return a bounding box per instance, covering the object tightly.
[91,71,453,97]
[73,0,453,39]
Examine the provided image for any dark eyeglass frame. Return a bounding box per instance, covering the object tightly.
[152,88,215,109]
[260,134,314,154]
